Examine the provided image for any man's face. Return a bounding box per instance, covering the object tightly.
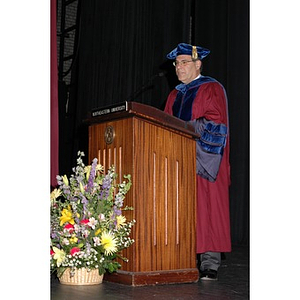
[174,55,201,84]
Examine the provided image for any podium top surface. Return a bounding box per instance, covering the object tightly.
[86,102,199,139]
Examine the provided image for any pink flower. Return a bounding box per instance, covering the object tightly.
[50,249,55,256]
[64,223,74,233]
[80,219,89,225]
[70,247,81,256]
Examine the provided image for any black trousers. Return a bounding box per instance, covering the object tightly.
[198,252,221,272]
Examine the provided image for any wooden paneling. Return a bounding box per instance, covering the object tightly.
[89,113,198,285]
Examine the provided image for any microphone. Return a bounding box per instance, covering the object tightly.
[126,71,166,102]
[157,70,167,77]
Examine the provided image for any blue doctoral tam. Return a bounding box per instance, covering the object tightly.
[167,43,210,60]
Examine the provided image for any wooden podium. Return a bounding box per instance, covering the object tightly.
[87,102,199,286]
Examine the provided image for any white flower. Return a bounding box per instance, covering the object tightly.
[93,236,101,246]
[62,238,70,245]
[82,229,90,238]
[98,214,105,221]
[88,217,98,229]
[74,224,80,233]
[96,164,103,172]
[77,151,85,157]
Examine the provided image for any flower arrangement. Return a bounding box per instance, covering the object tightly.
[50,151,135,279]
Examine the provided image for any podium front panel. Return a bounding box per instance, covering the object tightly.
[89,116,198,285]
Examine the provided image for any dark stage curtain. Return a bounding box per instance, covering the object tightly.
[75,0,192,116]
[59,0,249,245]
[193,0,250,245]
[51,0,59,188]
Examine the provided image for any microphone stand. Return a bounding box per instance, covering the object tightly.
[126,71,166,102]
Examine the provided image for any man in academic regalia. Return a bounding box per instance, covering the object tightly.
[164,43,231,280]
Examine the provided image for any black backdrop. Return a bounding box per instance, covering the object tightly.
[58,0,249,246]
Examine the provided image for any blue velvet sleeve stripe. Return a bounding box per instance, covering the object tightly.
[188,118,228,182]
[197,140,224,155]
[205,122,227,135]
[197,122,227,155]
[201,131,227,145]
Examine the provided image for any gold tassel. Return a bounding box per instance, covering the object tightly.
[192,46,198,60]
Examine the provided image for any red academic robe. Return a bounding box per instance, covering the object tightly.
[164,77,231,253]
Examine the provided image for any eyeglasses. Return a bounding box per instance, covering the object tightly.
[173,60,194,67]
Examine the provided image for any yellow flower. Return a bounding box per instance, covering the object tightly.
[62,175,69,186]
[96,164,104,172]
[85,166,91,180]
[60,206,74,226]
[116,215,126,229]
[50,188,61,201]
[95,228,101,236]
[53,247,66,267]
[100,231,118,255]
[79,182,85,194]
[69,235,78,244]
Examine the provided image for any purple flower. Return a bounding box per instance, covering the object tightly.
[81,195,88,216]
[102,174,112,189]
[113,206,121,216]
[81,196,88,205]
[86,158,98,192]
[99,173,113,199]
[109,206,121,229]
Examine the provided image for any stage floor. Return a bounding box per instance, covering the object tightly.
[51,245,249,299]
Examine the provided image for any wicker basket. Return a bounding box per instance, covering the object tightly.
[59,268,104,285]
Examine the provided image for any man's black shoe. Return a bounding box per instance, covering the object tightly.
[200,269,218,281]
